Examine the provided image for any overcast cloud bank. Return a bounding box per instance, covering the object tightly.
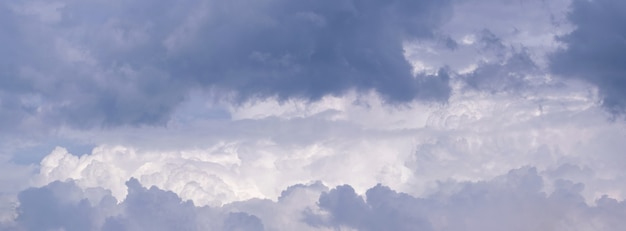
[3,0,626,230]
[0,0,453,131]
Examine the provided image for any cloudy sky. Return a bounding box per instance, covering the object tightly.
[2,0,626,230]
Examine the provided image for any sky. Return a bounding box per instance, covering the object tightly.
[2,0,626,230]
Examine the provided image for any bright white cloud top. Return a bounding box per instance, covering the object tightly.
[2,0,626,230]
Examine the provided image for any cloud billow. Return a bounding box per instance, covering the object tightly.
[309,167,626,231]
[10,167,626,231]
[14,179,267,231]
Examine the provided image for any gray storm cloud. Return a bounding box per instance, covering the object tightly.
[550,0,626,113]
[0,0,452,129]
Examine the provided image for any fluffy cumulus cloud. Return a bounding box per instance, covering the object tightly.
[313,167,626,231]
[4,0,626,230]
[6,167,626,230]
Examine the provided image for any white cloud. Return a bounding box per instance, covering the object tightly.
[30,75,626,208]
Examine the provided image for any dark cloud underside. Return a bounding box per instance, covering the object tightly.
[0,0,452,129]
[550,0,626,112]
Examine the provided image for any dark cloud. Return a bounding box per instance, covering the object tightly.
[223,212,265,231]
[478,29,507,58]
[13,178,266,231]
[166,0,453,102]
[102,179,199,231]
[15,181,99,231]
[464,50,538,92]
[0,0,453,129]
[315,184,432,231]
[550,0,626,112]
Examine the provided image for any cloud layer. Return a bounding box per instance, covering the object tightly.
[0,0,452,130]
[30,77,626,208]
[4,0,626,230]
[8,167,626,231]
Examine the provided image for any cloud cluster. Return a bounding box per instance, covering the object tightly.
[4,0,626,229]
[7,167,626,231]
[9,177,331,231]
[13,179,256,231]
[313,167,626,231]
